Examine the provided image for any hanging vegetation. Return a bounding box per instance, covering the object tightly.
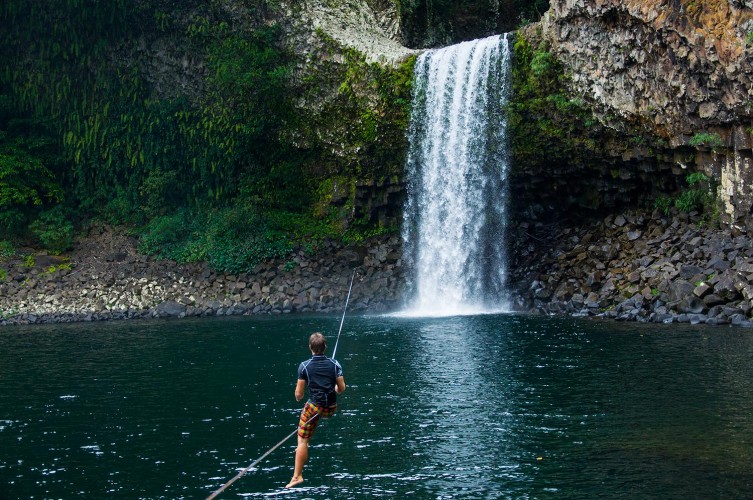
[0,1,414,271]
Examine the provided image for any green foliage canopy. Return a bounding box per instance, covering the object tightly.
[0,1,296,222]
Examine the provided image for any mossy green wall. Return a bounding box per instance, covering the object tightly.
[0,0,415,271]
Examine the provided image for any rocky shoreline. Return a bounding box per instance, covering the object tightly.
[4,210,753,328]
[510,208,753,328]
[0,227,405,326]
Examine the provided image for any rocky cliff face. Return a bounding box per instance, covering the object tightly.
[281,0,415,64]
[275,0,415,227]
[103,1,415,226]
[539,0,753,233]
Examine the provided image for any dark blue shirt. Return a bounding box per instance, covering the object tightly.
[298,355,343,407]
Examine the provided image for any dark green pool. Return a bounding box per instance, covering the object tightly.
[1,314,752,498]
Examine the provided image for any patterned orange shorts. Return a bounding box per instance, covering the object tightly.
[297,401,337,439]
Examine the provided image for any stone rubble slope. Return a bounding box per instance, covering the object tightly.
[0,228,404,325]
[512,209,753,327]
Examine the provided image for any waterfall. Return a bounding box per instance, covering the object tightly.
[402,34,511,317]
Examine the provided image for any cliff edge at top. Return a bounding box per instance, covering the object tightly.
[283,0,416,64]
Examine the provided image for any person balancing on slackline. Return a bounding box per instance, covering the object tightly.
[285,332,346,488]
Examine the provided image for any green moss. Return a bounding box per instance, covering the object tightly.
[44,261,73,274]
[507,34,599,172]
[288,31,414,233]
[297,31,414,180]
[314,176,353,217]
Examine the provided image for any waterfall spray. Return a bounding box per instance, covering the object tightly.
[402,34,512,317]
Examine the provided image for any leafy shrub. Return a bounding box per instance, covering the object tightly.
[138,210,193,260]
[202,206,291,274]
[139,168,179,218]
[674,188,707,212]
[139,205,293,274]
[0,106,64,235]
[653,172,717,220]
[689,132,723,150]
[29,206,74,254]
[0,267,7,282]
[686,172,709,186]
[653,195,672,215]
[530,49,557,79]
[675,172,714,213]
[0,240,14,260]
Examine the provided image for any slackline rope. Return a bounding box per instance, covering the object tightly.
[332,269,356,360]
[206,269,357,499]
[206,413,320,500]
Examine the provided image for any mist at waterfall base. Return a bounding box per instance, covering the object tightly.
[2,315,753,498]
[402,35,512,317]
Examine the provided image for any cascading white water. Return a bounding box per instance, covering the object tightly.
[401,34,511,317]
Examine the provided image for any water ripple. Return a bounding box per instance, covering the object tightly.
[0,315,752,498]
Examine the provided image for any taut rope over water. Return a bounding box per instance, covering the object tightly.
[332,269,356,360]
[206,270,357,499]
[205,424,308,500]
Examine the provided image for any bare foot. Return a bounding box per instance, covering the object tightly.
[285,476,304,488]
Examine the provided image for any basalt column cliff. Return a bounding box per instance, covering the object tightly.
[539,0,753,233]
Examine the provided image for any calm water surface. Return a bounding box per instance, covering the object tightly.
[1,314,752,498]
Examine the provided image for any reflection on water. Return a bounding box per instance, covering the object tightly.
[1,315,752,498]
